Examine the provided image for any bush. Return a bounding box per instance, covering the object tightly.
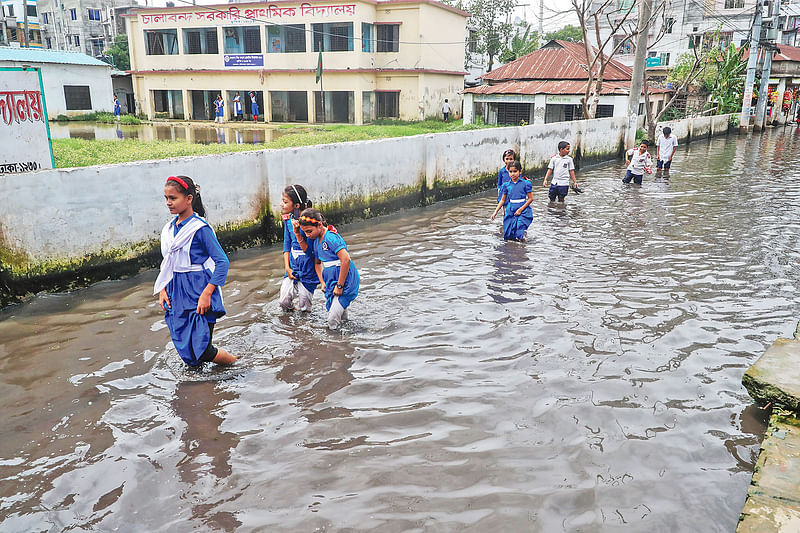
[635,128,647,143]
[119,115,142,125]
[55,114,69,121]
[153,112,170,119]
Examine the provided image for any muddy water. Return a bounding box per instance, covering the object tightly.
[48,122,291,144]
[3,129,800,532]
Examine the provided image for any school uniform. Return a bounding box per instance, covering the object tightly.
[656,134,678,169]
[307,229,360,329]
[233,95,242,119]
[497,166,510,202]
[279,217,318,312]
[547,154,575,200]
[215,100,224,121]
[500,178,533,241]
[250,97,259,119]
[154,214,229,366]
[113,98,121,118]
[624,149,652,185]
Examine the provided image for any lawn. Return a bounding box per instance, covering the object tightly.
[51,119,496,168]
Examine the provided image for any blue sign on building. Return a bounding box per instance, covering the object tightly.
[646,57,661,67]
[224,54,264,67]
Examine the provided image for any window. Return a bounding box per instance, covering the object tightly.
[648,51,657,57]
[91,38,103,56]
[88,9,101,21]
[64,85,92,110]
[614,34,635,54]
[665,17,674,33]
[376,92,399,118]
[27,4,37,17]
[145,29,179,55]
[718,31,732,48]
[724,0,744,8]
[223,26,261,54]
[376,24,399,52]
[46,37,51,48]
[497,103,531,125]
[659,52,670,65]
[618,0,634,9]
[74,34,80,46]
[468,29,478,53]
[9,28,17,41]
[266,24,305,53]
[6,5,13,17]
[70,8,77,20]
[184,27,219,54]
[688,34,701,49]
[42,12,48,24]
[312,23,353,52]
[66,34,72,45]
[361,23,373,52]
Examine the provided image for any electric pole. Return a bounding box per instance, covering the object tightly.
[754,0,780,131]
[22,0,29,48]
[626,0,652,148]
[739,1,763,132]
[539,0,543,39]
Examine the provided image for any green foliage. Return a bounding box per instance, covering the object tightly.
[463,0,518,70]
[544,25,583,43]
[708,43,748,114]
[635,128,647,144]
[50,112,141,124]
[104,34,130,71]
[52,120,498,168]
[499,22,539,63]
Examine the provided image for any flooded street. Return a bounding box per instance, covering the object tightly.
[3,129,800,531]
[48,121,292,144]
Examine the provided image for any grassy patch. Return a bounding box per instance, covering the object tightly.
[54,112,142,125]
[52,119,497,168]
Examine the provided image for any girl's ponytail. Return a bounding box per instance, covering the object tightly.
[166,175,206,217]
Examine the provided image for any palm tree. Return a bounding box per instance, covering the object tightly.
[499,23,539,64]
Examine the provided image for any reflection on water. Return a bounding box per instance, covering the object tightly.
[48,122,292,145]
[6,129,800,531]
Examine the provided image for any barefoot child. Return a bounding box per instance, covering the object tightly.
[297,209,360,329]
[497,149,516,202]
[624,140,653,185]
[491,161,533,241]
[154,176,237,366]
[279,184,317,312]
[542,141,579,203]
[656,127,678,172]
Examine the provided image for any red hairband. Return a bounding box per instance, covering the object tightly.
[167,176,189,190]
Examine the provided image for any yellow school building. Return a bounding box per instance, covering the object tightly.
[124,0,468,124]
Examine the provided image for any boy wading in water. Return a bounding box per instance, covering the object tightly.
[656,126,678,174]
[624,140,653,185]
[542,141,579,205]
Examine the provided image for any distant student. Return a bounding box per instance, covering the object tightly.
[279,184,317,312]
[154,175,237,367]
[542,140,579,203]
[497,148,516,202]
[656,126,678,172]
[624,140,653,185]
[298,208,360,329]
[233,92,243,121]
[113,95,121,121]
[442,99,451,121]
[214,94,224,123]
[249,92,260,122]
[490,160,533,242]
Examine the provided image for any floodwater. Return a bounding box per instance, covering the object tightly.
[2,128,800,532]
[48,122,291,144]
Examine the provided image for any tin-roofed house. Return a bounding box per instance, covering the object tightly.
[462,40,671,126]
[0,47,114,117]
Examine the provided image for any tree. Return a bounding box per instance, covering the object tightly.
[499,22,539,63]
[104,34,130,71]
[465,0,517,72]
[707,42,748,114]
[544,24,583,43]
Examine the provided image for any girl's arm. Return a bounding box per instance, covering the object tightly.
[283,252,295,279]
[315,259,325,290]
[333,249,351,296]
[291,219,309,252]
[497,169,503,189]
[516,191,534,215]
[196,226,229,314]
[491,194,507,220]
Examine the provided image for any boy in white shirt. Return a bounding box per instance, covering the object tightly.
[656,126,678,172]
[542,140,579,203]
[623,140,653,185]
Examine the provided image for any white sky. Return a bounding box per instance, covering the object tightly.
[142,0,581,31]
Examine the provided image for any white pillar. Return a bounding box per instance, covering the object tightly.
[462,93,474,124]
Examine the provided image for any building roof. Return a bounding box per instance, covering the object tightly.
[463,79,671,96]
[773,44,800,62]
[481,40,632,82]
[0,47,111,67]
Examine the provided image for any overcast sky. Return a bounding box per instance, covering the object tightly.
[142,0,581,31]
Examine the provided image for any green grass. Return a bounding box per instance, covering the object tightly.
[52,119,497,168]
[54,112,142,125]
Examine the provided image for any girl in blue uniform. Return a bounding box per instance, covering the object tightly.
[214,94,224,123]
[497,148,516,202]
[297,208,360,329]
[279,184,317,312]
[154,175,237,366]
[249,92,260,122]
[490,161,533,242]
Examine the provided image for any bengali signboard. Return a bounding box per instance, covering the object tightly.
[139,4,358,25]
[0,67,53,175]
[224,54,264,67]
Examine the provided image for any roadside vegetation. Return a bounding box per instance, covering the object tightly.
[52,119,496,168]
[54,112,142,125]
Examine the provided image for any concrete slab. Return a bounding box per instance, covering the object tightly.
[742,337,800,411]
[738,493,800,532]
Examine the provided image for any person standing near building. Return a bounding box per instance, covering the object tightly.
[442,99,451,121]
[249,92,260,122]
[113,95,121,121]
[233,92,243,121]
[214,94,224,123]
[656,127,678,173]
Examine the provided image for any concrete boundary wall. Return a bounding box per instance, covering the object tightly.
[0,113,734,305]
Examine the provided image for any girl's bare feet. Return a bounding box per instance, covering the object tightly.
[212,348,237,365]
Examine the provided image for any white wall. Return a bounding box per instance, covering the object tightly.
[0,60,113,117]
[0,114,733,267]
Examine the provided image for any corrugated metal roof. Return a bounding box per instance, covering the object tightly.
[464,79,671,96]
[482,40,632,82]
[774,44,800,62]
[0,47,110,67]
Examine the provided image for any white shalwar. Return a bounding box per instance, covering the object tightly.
[279,276,314,312]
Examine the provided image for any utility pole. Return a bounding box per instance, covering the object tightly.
[625,0,652,148]
[754,0,780,131]
[539,0,543,39]
[23,0,30,48]
[739,0,763,132]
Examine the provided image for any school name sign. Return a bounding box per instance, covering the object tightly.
[0,68,54,175]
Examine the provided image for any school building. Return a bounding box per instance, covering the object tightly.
[124,0,468,124]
